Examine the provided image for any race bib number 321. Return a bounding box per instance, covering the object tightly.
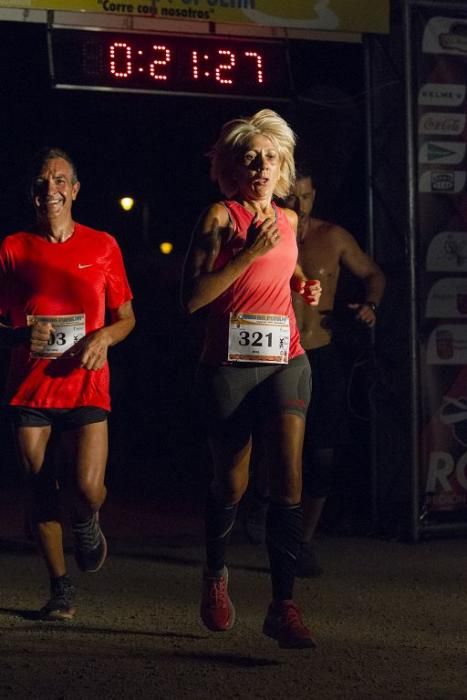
[228,312,290,364]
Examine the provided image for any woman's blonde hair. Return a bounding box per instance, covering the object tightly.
[209,109,296,199]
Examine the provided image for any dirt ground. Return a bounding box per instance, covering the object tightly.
[0,494,466,700]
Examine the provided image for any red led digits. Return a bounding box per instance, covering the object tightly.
[64,29,288,96]
[109,42,132,78]
[149,44,171,81]
[244,51,263,84]
[192,50,199,79]
[215,49,235,85]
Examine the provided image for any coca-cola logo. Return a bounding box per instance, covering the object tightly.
[419,112,466,135]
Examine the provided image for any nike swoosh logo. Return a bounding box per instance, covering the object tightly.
[78,264,93,269]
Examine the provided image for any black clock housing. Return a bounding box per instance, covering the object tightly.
[49,27,291,100]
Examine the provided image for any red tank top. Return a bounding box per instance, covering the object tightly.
[201,200,304,365]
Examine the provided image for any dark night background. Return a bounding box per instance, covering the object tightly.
[0,20,375,527]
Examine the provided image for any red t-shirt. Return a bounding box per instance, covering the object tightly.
[0,223,133,410]
[201,200,304,365]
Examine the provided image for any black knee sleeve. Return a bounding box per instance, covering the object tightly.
[205,490,239,572]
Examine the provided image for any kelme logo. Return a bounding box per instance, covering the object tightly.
[418,83,465,107]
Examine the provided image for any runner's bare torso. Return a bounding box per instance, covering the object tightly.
[294,217,344,350]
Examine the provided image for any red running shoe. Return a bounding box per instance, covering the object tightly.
[200,566,235,632]
[263,600,317,649]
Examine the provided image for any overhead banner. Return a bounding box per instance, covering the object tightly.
[0,1,390,34]
[414,9,467,517]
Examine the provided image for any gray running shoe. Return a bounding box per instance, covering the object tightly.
[40,576,76,621]
[72,512,108,573]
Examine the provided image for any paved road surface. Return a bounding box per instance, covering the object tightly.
[0,492,466,700]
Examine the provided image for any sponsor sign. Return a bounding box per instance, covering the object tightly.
[426,324,467,365]
[418,82,465,106]
[426,232,467,272]
[425,450,467,509]
[0,1,390,33]
[416,11,467,516]
[418,111,466,136]
[425,278,467,317]
[418,141,466,165]
[439,396,467,447]
[422,16,467,55]
[418,169,466,194]
[421,366,467,511]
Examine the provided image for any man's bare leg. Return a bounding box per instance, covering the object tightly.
[63,420,109,573]
[16,426,66,578]
[16,425,75,619]
[64,420,108,522]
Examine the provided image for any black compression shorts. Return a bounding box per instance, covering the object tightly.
[195,354,311,449]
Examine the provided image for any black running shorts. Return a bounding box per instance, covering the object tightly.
[6,406,109,431]
[195,354,311,448]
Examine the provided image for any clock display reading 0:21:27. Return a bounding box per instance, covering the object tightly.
[49,28,291,99]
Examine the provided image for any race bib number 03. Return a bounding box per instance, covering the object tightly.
[27,314,86,359]
[228,312,290,364]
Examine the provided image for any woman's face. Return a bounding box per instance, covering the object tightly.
[234,134,281,200]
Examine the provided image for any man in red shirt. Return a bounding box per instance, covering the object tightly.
[0,148,135,620]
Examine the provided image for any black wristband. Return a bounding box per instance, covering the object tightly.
[365,301,378,314]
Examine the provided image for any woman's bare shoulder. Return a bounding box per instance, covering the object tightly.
[202,201,230,230]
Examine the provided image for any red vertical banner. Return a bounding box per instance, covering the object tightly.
[415,10,467,517]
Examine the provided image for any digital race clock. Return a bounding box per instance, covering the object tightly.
[48,28,291,100]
